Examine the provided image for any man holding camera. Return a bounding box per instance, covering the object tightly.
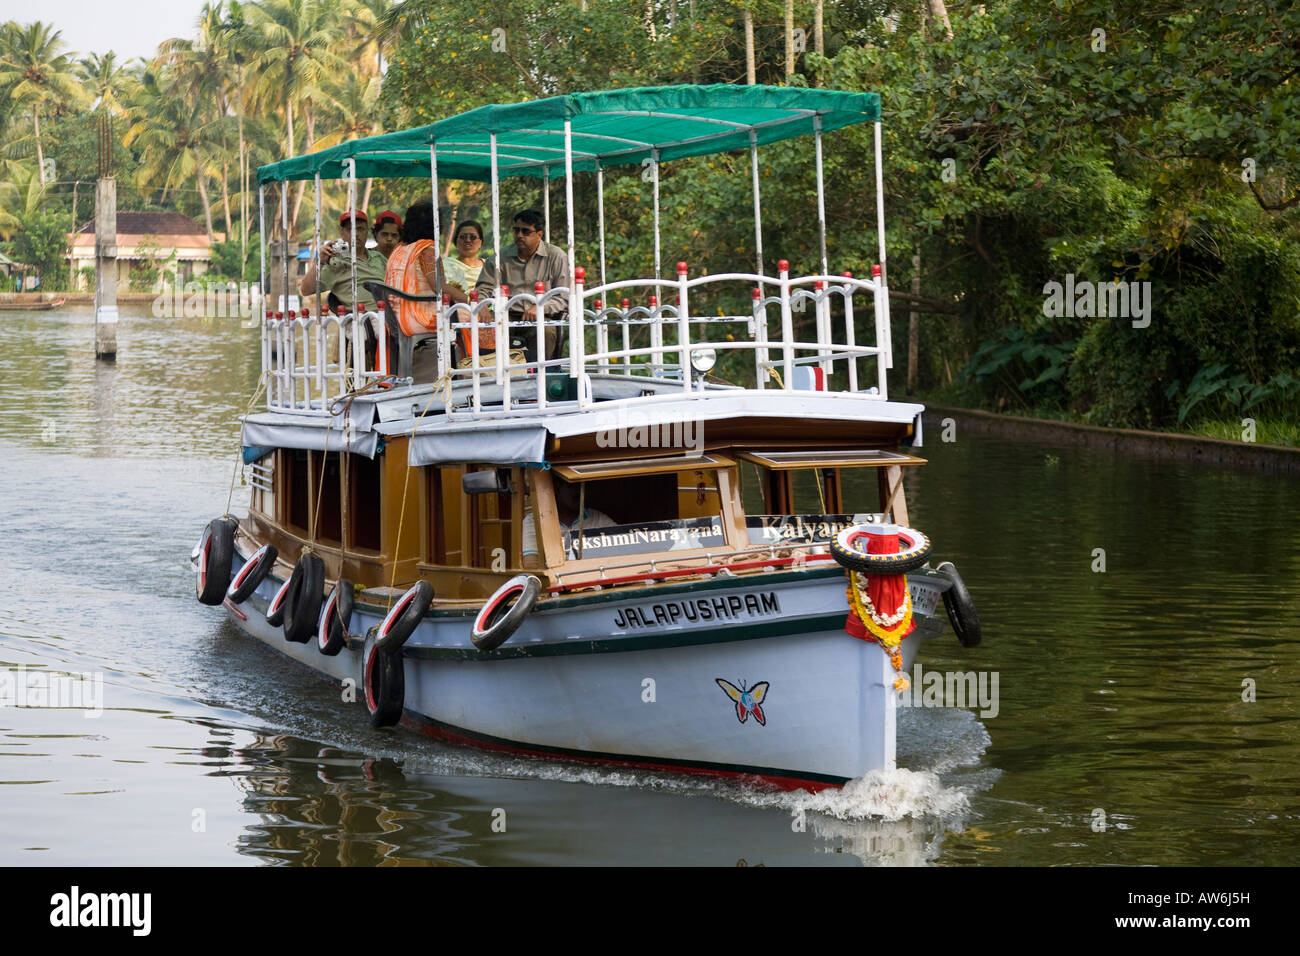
[299,211,388,312]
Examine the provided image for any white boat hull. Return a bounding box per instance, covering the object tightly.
[220,553,948,790]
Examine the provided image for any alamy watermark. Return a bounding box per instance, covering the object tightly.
[0,666,103,718]
[896,663,999,719]
[594,404,704,455]
[152,276,260,323]
[1042,274,1151,328]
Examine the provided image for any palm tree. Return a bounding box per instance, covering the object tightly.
[77,52,137,116]
[0,21,89,184]
[341,0,393,76]
[243,0,347,237]
[123,69,223,242]
[0,161,47,239]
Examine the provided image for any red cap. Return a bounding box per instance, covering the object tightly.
[339,210,368,226]
[373,210,401,228]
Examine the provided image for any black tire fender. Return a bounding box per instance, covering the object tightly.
[226,544,279,605]
[195,517,237,605]
[282,553,325,644]
[472,575,543,651]
[362,628,405,728]
[265,575,292,628]
[375,580,434,652]
[936,561,982,648]
[317,578,354,657]
[830,524,932,575]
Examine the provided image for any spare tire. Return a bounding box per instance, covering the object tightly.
[317,578,354,657]
[830,524,931,575]
[362,628,405,728]
[227,543,278,605]
[936,561,982,648]
[282,553,325,644]
[195,517,237,605]
[472,575,542,651]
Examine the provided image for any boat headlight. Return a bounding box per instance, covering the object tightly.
[690,348,716,373]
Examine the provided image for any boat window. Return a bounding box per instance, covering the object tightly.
[558,467,728,560]
[737,449,926,469]
[349,453,382,552]
[284,449,310,533]
[429,466,462,565]
[310,451,343,544]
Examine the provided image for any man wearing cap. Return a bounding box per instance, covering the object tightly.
[299,211,388,311]
[372,210,402,259]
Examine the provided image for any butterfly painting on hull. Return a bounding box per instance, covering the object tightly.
[716,678,770,726]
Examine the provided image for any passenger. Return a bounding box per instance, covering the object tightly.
[372,210,402,259]
[521,478,616,570]
[474,209,570,362]
[443,220,485,301]
[299,211,387,312]
[384,199,449,380]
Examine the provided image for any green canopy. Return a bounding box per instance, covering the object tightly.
[257,84,881,185]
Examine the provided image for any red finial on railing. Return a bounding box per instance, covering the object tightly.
[335,305,347,316]
[275,311,283,319]
[752,287,762,299]
[814,281,823,291]
[265,309,273,319]
[469,289,478,302]
[842,270,853,279]
[676,261,688,275]
[501,284,510,296]
[574,266,586,283]
[778,259,789,273]
[376,299,386,311]
[648,295,658,307]
[871,264,882,278]
[621,298,630,309]
[595,298,603,309]
[287,309,296,319]
[442,292,451,305]
[534,281,546,294]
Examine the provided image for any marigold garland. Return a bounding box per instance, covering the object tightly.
[846,571,913,692]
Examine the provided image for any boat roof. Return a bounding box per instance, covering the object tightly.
[256,84,882,184]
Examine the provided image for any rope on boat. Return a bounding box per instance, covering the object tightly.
[385,369,454,613]
[226,371,270,518]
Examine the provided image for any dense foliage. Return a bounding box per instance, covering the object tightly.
[1,1,1296,437]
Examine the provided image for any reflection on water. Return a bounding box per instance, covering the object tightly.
[0,306,1296,865]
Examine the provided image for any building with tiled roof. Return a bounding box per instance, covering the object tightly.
[68,212,225,291]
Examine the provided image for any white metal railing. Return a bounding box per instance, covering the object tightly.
[262,307,387,410]
[259,261,892,416]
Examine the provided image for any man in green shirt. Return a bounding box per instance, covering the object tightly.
[299,211,388,312]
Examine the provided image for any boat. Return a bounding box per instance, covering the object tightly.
[0,296,66,311]
[193,85,984,792]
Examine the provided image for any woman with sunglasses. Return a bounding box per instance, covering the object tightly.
[443,220,486,300]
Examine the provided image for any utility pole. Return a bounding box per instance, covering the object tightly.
[94,114,117,359]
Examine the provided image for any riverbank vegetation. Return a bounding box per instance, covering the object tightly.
[1,2,1296,439]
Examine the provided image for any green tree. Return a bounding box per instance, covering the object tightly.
[0,21,88,184]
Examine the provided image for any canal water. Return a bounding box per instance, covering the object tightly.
[1,306,1295,865]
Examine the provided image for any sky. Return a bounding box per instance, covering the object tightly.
[1,0,213,62]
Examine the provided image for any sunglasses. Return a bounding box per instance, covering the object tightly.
[456,233,482,242]
[512,226,537,235]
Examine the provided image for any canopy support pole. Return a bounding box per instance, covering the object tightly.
[596,163,606,290]
[348,161,358,319]
[814,114,828,276]
[652,148,661,280]
[874,120,891,370]
[565,117,582,390]
[749,130,764,278]
[258,184,268,395]
[312,174,323,321]
[430,142,441,300]
[543,167,551,244]
[280,184,288,314]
